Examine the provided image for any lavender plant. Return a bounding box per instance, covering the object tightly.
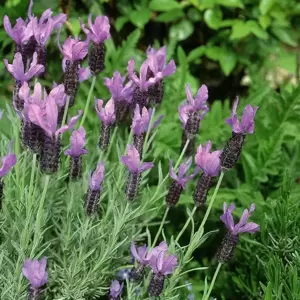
[0,1,267,300]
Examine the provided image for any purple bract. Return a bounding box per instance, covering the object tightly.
[89,162,105,191]
[169,158,196,188]
[0,141,17,178]
[64,127,88,157]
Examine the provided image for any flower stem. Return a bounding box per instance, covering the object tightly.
[28,153,37,207]
[104,126,118,160]
[175,206,197,243]
[203,262,222,300]
[80,75,96,127]
[152,206,170,247]
[198,171,224,232]
[61,96,71,126]
[143,107,156,154]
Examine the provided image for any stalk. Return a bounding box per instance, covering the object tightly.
[61,95,71,126]
[151,206,170,247]
[80,75,96,127]
[203,262,222,300]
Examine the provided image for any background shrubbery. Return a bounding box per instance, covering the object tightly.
[0,0,300,299]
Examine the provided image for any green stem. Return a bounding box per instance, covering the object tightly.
[15,122,21,188]
[143,107,156,155]
[152,206,170,247]
[198,171,224,232]
[80,75,96,127]
[61,96,71,126]
[203,262,222,300]
[175,206,197,243]
[28,153,37,206]
[105,126,118,160]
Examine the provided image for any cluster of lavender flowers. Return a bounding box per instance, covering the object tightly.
[2,1,261,299]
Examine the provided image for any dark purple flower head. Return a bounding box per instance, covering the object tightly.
[64,127,88,157]
[80,14,110,44]
[58,36,89,62]
[149,250,177,275]
[220,203,260,235]
[195,141,221,177]
[226,98,258,134]
[104,71,133,103]
[109,280,124,299]
[61,60,91,82]
[146,46,176,79]
[0,141,17,178]
[27,85,82,136]
[4,52,44,82]
[121,145,154,173]
[22,257,48,289]
[3,16,29,44]
[169,158,196,188]
[95,98,116,125]
[88,162,104,191]
[128,59,158,91]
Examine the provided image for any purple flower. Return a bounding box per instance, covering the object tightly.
[95,98,116,125]
[0,142,17,178]
[132,105,163,135]
[195,141,221,177]
[27,0,67,29]
[146,46,176,79]
[169,158,196,188]
[131,243,152,266]
[128,59,158,91]
[220,203,260,235]
[80,14,110,44]
[3,16,29,45]
[31,17,54,46]
[27,84,82,136]
[4,52,44,82]
[109,280,124,299]
[78,67,91,82]
[88,162,104,191]
[121,145,154,173]
[64,127,88,157]
[149,250,177,275]
[150,241,168,257]
[22,257,48,289]
[185,84,209,111]
[58,37,89,62]
[178,103,191,128]
[104,71,133,103]
[226,98,258,134]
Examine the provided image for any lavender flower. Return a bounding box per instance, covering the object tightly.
[104,71,133,123]
[166,158,196,206]
[217,203,259,263]
[3,16,28,47]
[0,141,16,210]
[84,162,105,215]
[130,243,152,281]
[121,145,154,201]
[80,14,110,75]
[131,104,163,156]
[146,46,176,105]
[109,280,124,300]
[64,127,88,181]
[58,36,89,105]
[4,52,44,110]
[127,59,157,109]
[178,84,209,156]
[22,257,48,300]
[221,98,258,170]
[148,248,177,296]
[0,142,17,179]
[95,98,116,151]
[27,86,82,173]
[193,141,221,206]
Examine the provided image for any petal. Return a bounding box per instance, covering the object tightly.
[161,59,176,77]
[79,67,91,82]
[72,41,88,61]
[169,160,178,181]
[56,110,82,135]
[130,242,140,261]
[161,254,177,275]
[90,162,105,190]
[120,145,140,173]
[45,93,58,134]
[237,222,260,234]
[185,84,194,106]
[127,60,139,85]
[139,162,154,173]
